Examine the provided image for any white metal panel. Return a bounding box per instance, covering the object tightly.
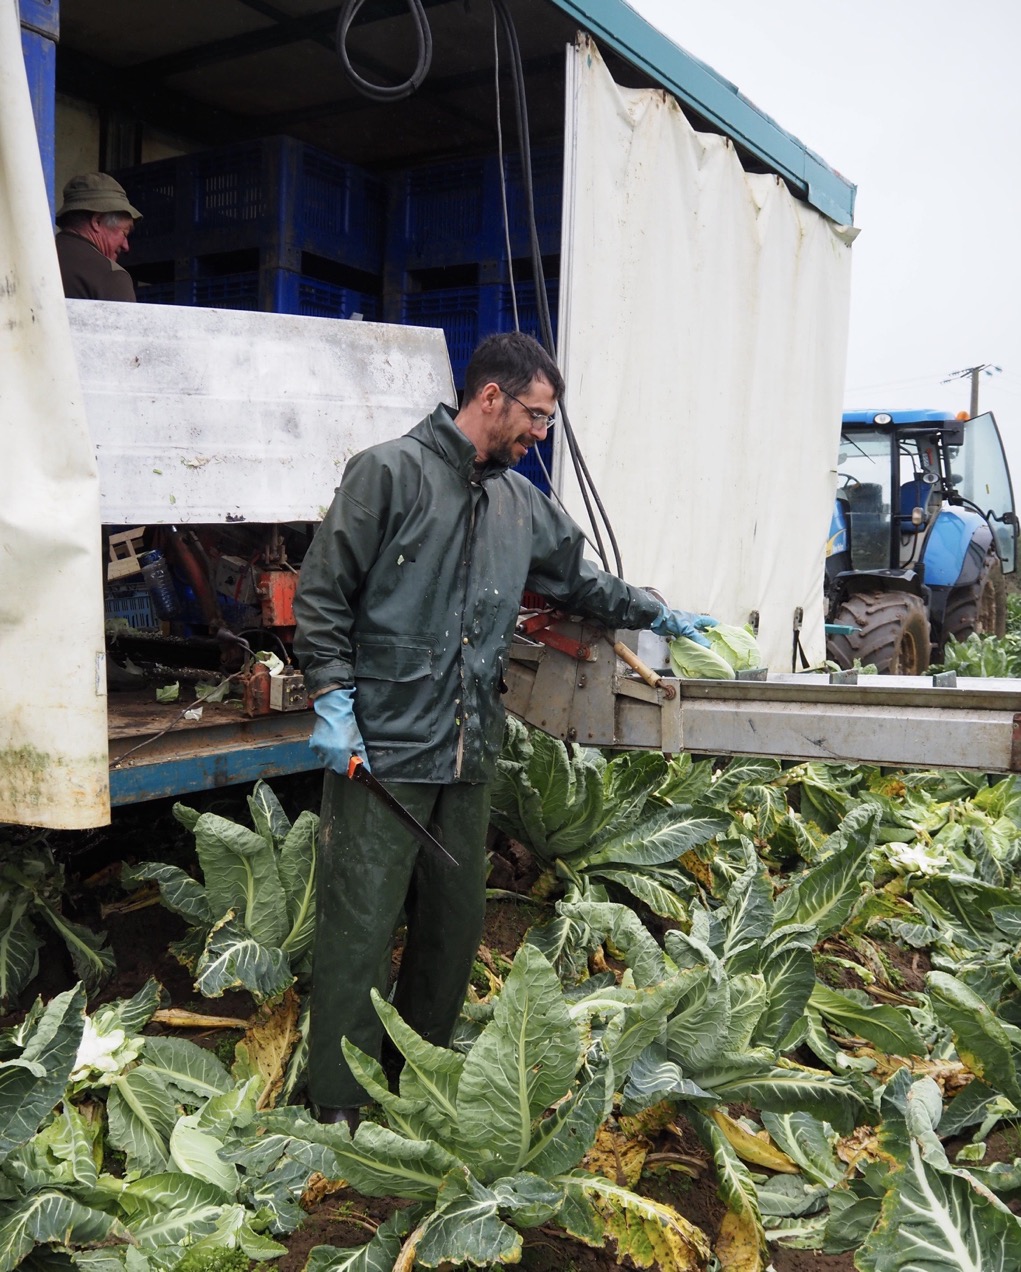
[0,5,109,829]
[68,302,456,524]
[558,37,856,672]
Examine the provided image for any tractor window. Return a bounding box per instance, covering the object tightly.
[955,412,1017,572]
[895,433,940,563]
[838,430,893,570]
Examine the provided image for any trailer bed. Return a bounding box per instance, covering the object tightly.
[108,692,316,806]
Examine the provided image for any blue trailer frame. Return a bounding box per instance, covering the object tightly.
[107,696,319,807]
[19,0,57,215]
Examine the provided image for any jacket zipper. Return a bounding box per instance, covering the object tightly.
[454,483,481,779]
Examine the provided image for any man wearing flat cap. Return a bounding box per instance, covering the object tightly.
[55,173,142,302]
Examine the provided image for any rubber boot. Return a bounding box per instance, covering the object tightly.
[313,1105,360,1131]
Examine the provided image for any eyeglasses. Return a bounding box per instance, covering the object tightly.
[499,387,557,431]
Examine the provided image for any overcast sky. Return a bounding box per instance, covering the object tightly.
[627,0,1021,477]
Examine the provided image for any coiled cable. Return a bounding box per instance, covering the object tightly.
[335,0,433,101]
[491,0,624,575]
[335,0,624,576]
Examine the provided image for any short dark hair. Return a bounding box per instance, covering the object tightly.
[463,331,565,402]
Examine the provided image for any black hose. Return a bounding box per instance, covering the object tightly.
[335,0,433,101]
[491,0,624,576]
[336,0,624,576]
[234,627,294,667]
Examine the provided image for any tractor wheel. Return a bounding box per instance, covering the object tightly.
[827,590,932,675]
[940,551,1007,653]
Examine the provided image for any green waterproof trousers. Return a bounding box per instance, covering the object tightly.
[307,772,491,1109]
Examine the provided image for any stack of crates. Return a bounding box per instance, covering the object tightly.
[115,136,384,320]
[392,145,562,392]
[115,137,563,496]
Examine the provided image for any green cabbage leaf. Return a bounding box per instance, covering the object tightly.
[706,624,763,672]
[668,637,735,679]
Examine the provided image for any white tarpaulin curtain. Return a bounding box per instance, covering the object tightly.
[0,6,110,827]
[559,37,856,671]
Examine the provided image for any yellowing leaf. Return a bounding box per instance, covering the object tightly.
[709,1109,798,1173]
[233,987,301,1110]
[567,1174,710,1271]
[301,1170,349,1206]
[680,850,714,889]
[583,1123,650,1188]
[530,868,559,900]
[853,1047,972,1093]
[617,1102,679,1144]
[393,1223,426,1272]
[715,1207,766,1272]
[836,1124,892,1170]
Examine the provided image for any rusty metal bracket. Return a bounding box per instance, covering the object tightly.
[516,610,596,661]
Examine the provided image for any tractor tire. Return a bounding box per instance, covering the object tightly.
[941,550,1007,652]
[827,590,932,675]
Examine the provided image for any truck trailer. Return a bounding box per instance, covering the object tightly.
[3,1,1015,832]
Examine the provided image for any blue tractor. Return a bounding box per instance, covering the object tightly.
[825,410,1017,674]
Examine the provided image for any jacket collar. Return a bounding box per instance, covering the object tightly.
[410,403,509,484]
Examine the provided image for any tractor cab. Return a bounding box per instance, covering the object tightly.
[825,410,1017,674]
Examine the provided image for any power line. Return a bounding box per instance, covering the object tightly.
[942,364,1002,417]
[845,372,950,396]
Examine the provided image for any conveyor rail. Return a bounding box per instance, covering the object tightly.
[505,622,1021,772]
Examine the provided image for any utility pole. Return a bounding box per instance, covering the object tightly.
[942,364,1002,416]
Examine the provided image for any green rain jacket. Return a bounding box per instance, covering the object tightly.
[293,404,661,784]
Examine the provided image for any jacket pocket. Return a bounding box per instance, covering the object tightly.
[355,637,433,683]
[353,636,436,744]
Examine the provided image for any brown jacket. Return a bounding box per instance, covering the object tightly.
[55,232,136,301]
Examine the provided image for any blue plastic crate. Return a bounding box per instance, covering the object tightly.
[113,157,180,241]
[398,158,490,266]
[394,147,563,270]
[503,146,563,256]
[401,279,557,389]
[497,277,558,344]
[191,272,260,310]
[515,435,555,495]
[295,277,380,321]
[402,286,491,387]
[105,589,156,630]
[300,148,387,272]
[115,138,385,274]
[186,269,379,319]
[134,279,179,305]
[192,142,266,229]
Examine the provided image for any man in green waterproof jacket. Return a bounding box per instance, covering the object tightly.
[293,331,715,1127]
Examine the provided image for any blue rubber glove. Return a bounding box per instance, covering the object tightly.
[310,688,370,774]
[650,604,719,648]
